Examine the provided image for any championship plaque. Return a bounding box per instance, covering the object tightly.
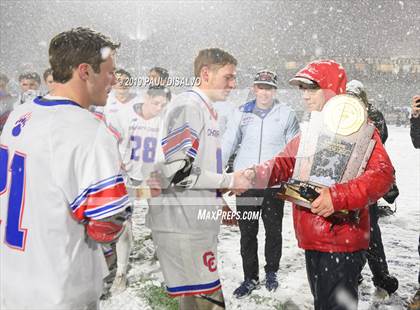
[278,94,376,208]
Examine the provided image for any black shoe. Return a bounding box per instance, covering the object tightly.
[233,279,260,298]
[373,275,399,295]
[265,272,279,291]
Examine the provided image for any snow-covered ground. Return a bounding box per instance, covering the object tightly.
[101,125,419,310]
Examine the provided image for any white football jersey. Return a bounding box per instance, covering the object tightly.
[213,100,236,135]
[103,91,143,123]
[106,102,162,183]
[0,95,129,309]
[146,87,231,234]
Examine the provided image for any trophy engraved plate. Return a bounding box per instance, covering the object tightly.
[308,135,355,186]
[278,94,376,208]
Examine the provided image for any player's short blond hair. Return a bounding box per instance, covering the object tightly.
[193,48,237,78]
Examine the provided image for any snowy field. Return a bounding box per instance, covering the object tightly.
[101,125,419,310]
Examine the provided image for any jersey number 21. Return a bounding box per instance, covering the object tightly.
[0,146,27,251]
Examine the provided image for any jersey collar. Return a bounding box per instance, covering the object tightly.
[187,87,218,120]
[191,87,212,104]
[33,96,83,108]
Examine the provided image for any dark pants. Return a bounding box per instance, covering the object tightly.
[236,189,284,281]
[305,250,366,310]
[366,204,390,280]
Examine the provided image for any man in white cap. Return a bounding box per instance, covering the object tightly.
[222,69,299,297]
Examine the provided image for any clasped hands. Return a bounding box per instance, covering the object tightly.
[228,168,256,195]
[146,166,335,218]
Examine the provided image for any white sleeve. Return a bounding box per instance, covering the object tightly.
[53,120,129,222]
[159,102,233,189]
[161,103,203,161]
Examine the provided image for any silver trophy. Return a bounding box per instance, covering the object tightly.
[278,94,376,209]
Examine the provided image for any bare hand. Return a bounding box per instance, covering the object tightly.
[221,205,238,226]
[229,170,253,195]
[310,187,334,217]
[146,171,162,197]
[411,95,420,118]
[243,168,256,181]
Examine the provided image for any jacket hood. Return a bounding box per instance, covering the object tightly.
[292,60,347,101]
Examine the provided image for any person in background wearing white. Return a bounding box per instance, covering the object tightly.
[106,86,171,295]
[103,68,143,120]
[14,71,41,107]
[43,68,56,93]
[0,73,14,133]
[222,69,299,297]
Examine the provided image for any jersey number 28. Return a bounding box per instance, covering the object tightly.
[0,146,27,251]
[130,135,157,163]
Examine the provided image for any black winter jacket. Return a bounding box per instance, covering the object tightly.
[410,116,420,149]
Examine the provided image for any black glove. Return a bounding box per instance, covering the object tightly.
[383,182,399,204]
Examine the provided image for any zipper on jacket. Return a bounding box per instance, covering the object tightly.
[258,118,264,163]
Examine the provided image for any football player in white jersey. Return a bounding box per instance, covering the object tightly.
[148,66,169,86]
[14,71,42,108]
[43,68,56,93]
[0,73,14,134]
[0,27,130,310]
[147,48,252,310]
[104,69,142,118]
[107,86,171,294]
[115,86,171,186]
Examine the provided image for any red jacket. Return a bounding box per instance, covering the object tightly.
[254,61,395,252]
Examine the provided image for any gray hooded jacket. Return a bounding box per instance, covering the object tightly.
[222,99,300,171]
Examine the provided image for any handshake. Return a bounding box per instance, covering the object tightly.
[138,167,259,198]
[227,168,257,195]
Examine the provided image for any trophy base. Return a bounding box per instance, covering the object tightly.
[276,181,323,209]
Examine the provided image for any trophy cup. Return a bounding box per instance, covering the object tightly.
[278,94,376,209]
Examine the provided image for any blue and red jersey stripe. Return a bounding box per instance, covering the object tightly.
[166,279,221,297]
[70,175,128,221]
[162,123,199,160]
